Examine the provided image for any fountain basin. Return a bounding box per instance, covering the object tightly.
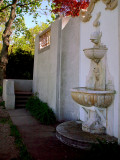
[71,87,115,108]
[83,48,107,62]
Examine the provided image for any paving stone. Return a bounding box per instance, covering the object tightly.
[8,109,90,160]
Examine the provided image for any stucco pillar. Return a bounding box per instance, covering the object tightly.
[3,79,15,109]
[33,34,39,93]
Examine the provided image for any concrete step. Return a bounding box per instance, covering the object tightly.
[15,102,27,109]
[15,91,32,109]
[15,91,32,95]
[15,99,28,103]
[15,95,31,99]
[15,104,26,109]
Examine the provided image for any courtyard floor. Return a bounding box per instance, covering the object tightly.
[0,103,91,160]
[7,108,90,160]
[0,104,120,160]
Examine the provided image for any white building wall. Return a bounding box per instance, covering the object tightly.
[33,19,62,114]
[47,19,62,114]
[60,17,80,120]
[79,1,119,137]
[33,33,50,103]
[117,0,120,144]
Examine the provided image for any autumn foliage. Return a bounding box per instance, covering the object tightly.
[52,0,90,17]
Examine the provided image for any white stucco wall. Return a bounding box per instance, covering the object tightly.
[33,19,62,115]
[33,17,81,121]
[60,17,80,120]
[117,0,120,144]
[14,80,32,92]
[3,79,15,109]
[79,1,120,137]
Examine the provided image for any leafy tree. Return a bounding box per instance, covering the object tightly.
[52,0,89,17]
[9,22,49,54]
[0,0,51,85]
[0,25,4,51]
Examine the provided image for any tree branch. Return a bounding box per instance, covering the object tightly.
[0,0,41,12]
[0,4,13,12]
[1,0,18,57]
[16,0,41,8]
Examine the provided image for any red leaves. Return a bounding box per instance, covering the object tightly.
[52,0,89,17]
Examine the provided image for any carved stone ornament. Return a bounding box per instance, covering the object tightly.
[80,0,118,22]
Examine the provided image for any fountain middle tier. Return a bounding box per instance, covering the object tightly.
[71,87,115,108]
[83,47,107,63]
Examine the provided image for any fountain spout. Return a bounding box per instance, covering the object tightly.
[91,12,102,48]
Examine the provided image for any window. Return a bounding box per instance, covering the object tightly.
[39,28,51,50]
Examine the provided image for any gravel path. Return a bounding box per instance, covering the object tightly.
[0,105,19,160]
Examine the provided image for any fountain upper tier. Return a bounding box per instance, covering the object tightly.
[83,46,108,63]
[71,87,115,108]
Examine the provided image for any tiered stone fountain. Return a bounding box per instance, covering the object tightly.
[56,12,116,149]
[71,12,115,134]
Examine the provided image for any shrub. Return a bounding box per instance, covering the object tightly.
[0,101,5,107]
[0,86,2,96]
[26,94,56,125]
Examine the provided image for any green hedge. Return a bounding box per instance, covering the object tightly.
[26,95,56,125]
[6,49,34,80]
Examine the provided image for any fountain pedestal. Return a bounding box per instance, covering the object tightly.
[56,121,117,150]
[82,107,105,134]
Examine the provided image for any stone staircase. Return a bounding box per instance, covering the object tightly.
[15,91,32,109]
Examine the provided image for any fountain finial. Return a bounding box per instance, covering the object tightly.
[93,12,101,27]
[90,12,103,48]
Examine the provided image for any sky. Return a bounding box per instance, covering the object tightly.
[24,0,52,29]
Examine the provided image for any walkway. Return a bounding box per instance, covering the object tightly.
[8,109,90,160]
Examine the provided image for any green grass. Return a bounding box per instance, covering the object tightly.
[0,86,2,96]
[10,124,32,160]
[0,116,32,160]
[0,117,10,124]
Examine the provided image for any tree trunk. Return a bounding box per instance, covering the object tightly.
[0,0,3,5]
[0,0,17,85]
